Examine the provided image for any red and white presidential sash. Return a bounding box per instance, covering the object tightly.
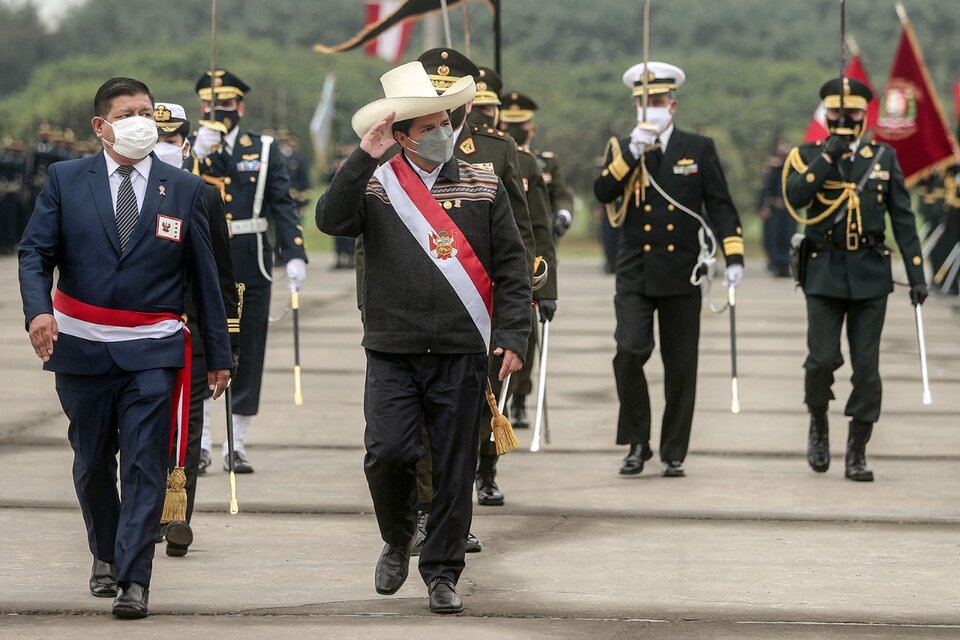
[53,290,191,467]
[374,155,494,351]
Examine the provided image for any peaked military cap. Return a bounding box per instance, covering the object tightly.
[622,61,685,97]
[819,77,872,111]
[499,91,538,123]
[153,102,190,136]
[473,66,503,106]
[195,69,250,101]
[418,48,480,92]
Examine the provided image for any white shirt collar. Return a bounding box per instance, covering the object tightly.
[657,124,675,152]
[404,154,443,190]
[103,149,152,180]
[224,127,240,155]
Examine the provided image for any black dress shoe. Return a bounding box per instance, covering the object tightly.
[465,532,481,553]
[661,460,686,477]
[112,582,149,619]
[619,443,653,475]
[509,395,529,429]
[164,521,193,557]
[375,537,416,595]
[845,420,874,482]
[411,509,429,557]
[223,451,254,474]
[154,523,166,544]
[198,449,211,475]
[428,578,463,614]
[89,558,118,598]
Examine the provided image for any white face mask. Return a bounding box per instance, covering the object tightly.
[100,115,158,160]
[637,106,673,133]
[154,141,186,168]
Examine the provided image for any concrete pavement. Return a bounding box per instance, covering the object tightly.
[1,251,958,638]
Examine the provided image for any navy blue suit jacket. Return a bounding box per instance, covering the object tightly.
[18,151,232,375]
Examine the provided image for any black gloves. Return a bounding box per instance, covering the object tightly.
[909,283,928,306]
[553,211,572,238]
[537,299,557,322]
[823,135,849,164]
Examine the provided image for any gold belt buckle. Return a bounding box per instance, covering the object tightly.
[846,233,859,251]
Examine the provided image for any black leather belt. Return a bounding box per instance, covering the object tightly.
[806,232,885,252]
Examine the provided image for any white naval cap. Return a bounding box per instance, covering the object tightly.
[622,62,686,97]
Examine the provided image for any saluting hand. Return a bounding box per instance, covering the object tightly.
[360,112,398,160]
[28,313,58,362]
[494,347,523,381]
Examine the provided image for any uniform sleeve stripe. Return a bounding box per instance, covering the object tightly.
[609,156,630,181]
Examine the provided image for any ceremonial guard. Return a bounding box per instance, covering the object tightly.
[0,137,27,254]
[499,89,572,429]
[153,102,239,556]
[783,77,927,481]
[500,90,576,241]
[594,62,745,477]
[316,61,530,613]
[190,69,308,473]
[18,77,231,618]
[757,142,795,278]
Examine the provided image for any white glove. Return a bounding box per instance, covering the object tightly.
[193,126,222,161]
[724,264,744,288]
[286,258,306,292]
[628,125,658,159]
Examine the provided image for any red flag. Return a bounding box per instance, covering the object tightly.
[802,54,878,143]
[953,80,960,128]
[874,9,958,186]
[363,2,414,64]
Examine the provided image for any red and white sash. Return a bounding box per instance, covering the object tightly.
[374,155,494,351]
[53,290,191,467]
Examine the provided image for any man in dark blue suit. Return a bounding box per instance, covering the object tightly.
[18,77,232,619]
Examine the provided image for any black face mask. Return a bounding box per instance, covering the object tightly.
[467,109,497,129]
[826,115,861,142]
[503,123,530,146]
[202,107,241,133]
[448,105,467,129]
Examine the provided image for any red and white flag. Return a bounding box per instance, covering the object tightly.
[803,53,879,143]
[364,1,414,63]
[874,6,958,186]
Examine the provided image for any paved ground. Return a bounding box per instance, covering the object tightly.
[1,251,958,639]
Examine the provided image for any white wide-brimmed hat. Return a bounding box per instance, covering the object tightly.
[351,61,476,137]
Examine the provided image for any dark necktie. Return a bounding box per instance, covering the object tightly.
[645,140,663,176]
[115,165,139,251]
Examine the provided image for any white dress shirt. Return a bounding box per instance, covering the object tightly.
[222,127,240,157]
[657,124,675,153]
[104,150,152,214]
[403,154,443,190]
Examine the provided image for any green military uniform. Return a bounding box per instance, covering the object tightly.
[500,91,576,240]
[783,77,926,482]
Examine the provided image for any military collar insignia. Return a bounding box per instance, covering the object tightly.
[459,137,476,156]
[239,134,253,148]
[859,145,874,158]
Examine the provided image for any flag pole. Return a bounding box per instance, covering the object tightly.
[463,1,471,56]
[439,0,453,47]
[493,0,502,75]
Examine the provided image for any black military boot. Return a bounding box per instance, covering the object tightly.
[475,455,504,506]
[845,420,874,482]
[510,394,529,429]
[806,406,830,473]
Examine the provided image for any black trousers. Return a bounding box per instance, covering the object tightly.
[180,349,210,523]
[56,366,177,586]
[363,350,487,585]
[804,294,887,423]
[614,291,701,462]
[233,284,270,416]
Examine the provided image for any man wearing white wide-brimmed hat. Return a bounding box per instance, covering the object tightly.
[316,61,531,614]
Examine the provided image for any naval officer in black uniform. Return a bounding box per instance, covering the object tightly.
[594,62,745,477]
[190,69,308,473]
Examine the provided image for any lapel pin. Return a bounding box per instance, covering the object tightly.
[158,185,166,196]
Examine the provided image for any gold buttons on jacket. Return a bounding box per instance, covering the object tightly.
[249,176,256,183]
[443,201,453,210]
[644,204,652,212]
[806,173,815,183]
[643,244,652,252]
[667,204,675,212]
[225,194,233,202]
[643,224,652,232]
[294,237,304,246]
[667,244,675,252]
[225,213,233,220]
[913,256,922,265]
[666,223,674,231]
[224,177,232,185]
